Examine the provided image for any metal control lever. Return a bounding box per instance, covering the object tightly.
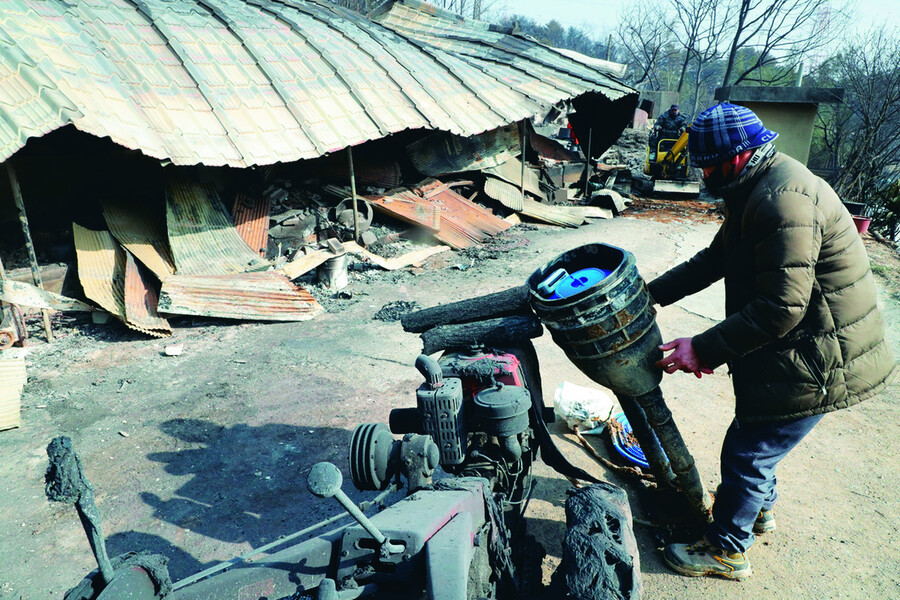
[307,462,405,555]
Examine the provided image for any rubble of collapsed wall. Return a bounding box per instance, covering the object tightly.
[600,127,651,176]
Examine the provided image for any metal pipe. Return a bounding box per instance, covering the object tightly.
[5,163,52,341]
[45,437,115,583]
[347,146,360,243]
[615,394,676,486]
[75,495,116,584]
[172,483,399,589]
[625,386,713,518]
[331,486,404,554]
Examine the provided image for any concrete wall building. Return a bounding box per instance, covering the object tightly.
[714,87,844,166]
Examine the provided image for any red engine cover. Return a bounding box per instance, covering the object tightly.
[439,351,526,400]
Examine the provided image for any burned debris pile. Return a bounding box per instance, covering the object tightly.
[1,119,636,343]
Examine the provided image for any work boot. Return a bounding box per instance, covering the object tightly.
[663,538,752,581]
[753,509,776,534]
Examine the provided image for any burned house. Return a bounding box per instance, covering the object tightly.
[0,0,636,353]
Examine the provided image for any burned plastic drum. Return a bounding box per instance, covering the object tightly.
[527,243,663,397]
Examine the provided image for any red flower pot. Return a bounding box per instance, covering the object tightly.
[852,215,872,235]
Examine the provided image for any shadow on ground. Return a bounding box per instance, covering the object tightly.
[133,418,370,578]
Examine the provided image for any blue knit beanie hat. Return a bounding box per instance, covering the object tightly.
[688,102,778,167]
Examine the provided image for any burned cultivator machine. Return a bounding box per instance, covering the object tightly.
[50,243,713,600]
[48,345,639,600]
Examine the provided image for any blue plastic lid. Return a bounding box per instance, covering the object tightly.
[611,412,650,469]
[553,267,610,299]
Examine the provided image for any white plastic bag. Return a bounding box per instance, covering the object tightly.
[553,381,614,434]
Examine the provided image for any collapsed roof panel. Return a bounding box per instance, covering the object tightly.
[0,0,635,167]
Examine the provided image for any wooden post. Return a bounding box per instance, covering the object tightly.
[5,163,53,342]
[347,146,360,243]
[583,127,593,200]
[520,121,527,205]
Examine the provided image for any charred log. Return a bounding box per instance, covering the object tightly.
[420,315,543,355]
[401,285,532,333]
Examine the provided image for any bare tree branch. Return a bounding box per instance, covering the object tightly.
[615,3,678,90]
[812,27,900,235]
[722,0,850,87]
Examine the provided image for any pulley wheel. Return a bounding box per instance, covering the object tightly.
[331,197,374,232]
[349,423,395,491]
[0,331,13,350]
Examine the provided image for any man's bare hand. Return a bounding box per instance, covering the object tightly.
[656,338,714,378]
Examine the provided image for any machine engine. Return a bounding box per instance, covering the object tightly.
[351,347,543,511]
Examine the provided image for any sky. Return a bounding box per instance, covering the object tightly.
[495,0,899,42]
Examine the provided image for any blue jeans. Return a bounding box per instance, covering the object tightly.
[706,413,825,553]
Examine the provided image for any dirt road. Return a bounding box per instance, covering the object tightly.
[1,207,897,599]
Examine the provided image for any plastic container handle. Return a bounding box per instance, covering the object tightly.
[538,268,569,297]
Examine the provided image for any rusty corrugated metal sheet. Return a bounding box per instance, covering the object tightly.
[73,224,128,321]
[482,177,584,227]
[0,0,601,166]
[483,157,543,197]
[73,224,172,336]
[158,272,323,321]
[166,181,269,275]
[483,177,525,212]
[418,180,511,242]
[123,252,172,338]
[367,194,442,232]
[102,199,177,281]
[232,193,270,258]
[366,179,510,249]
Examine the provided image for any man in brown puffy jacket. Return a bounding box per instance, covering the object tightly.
[648,103,896,580]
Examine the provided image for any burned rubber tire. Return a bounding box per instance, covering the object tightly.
[562,483,642,600]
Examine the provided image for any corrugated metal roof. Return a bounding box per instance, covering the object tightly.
[157,272,323,321]
[0,0,634,166]
[370,1,635,104]
[406,123,521,177]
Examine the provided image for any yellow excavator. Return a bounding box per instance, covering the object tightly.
[644,128,701,197]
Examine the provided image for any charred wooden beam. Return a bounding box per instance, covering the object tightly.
[420,315,543,355]
[401,285,532,333]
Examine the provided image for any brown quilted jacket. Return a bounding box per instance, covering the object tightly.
[648,152,897,423]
